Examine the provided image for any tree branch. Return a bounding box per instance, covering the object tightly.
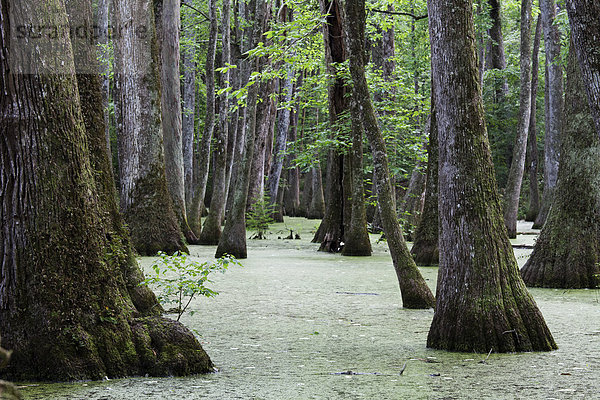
[370,8,428,20]
[181,1,210,22]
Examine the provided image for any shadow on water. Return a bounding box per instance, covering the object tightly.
[18,219,600,399]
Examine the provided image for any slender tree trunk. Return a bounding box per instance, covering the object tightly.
[216,0,266,259]
[113,0,187,255]
[199,0,231,244]
[283,92,302,217]
[308,165,326,219]
[534,0,563,228]
[399,161,426,241]
[526,14,542,222]
[521,43,600,289]
[411,97,440,265]
[97,0,111,151]
[1,0,211,379]
[182,0,196,209]
[503,0,532,238]
[565,0,600,137]
[427,0,556,352]
[345,0,435,309]
[268,67,294,217]
[188,0,218,236]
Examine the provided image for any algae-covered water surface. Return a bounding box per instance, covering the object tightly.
[19,219,599,399]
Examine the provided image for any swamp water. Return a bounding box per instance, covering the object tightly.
[18,219,599,399]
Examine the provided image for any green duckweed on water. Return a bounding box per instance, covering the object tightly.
[18,219,600,399]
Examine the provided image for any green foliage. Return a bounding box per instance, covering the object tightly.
[141,251,241,322]
[246,195,276,239]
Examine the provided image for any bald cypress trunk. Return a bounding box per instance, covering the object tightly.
[113,0,187,255]
[521,44,600,289]
[427,0,556,352]
[411,97,440,266]
[345,0,434,309]
[566,0,600,138]
[486,0,509,99]
[534,0,563,229]
[1,0,211,380]
[182,0,196,209]
[525,15,542,222]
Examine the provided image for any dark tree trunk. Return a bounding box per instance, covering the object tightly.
[411,97,440,265]
[526,14,542,222]
[521,44,600,289]
[345,0,435,309]
[427,0,556,352]
[113,0,187,255]
[534,0,563,229]
[199,0,231,245]
[188,0,218,236]
[283,98,302,217]
[399,161,426,241]
[308,166,326,219]
[0,0,211,380]
[486,0,509,99]
[503,0,532,238]
[313,0,349,252]
[341,86,372,256]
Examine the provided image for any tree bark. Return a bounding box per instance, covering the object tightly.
[283,94,302,217]
[503,0,532,238]
[215,0,267,259]
[526,14,542,222]
[565,0,600,138]
[534,0,563,229]
[182,0,196,209]
[345,0,435,309]
[188,0,218,236]
[521,43,600,289]
[485,0,509,99]
[1,0,211,380]
[199,0,231,245]
[411,97,440,265]
[427,0,556,352]
[113,0,187,255]
[399,161,426,241]
[97,0,111,152]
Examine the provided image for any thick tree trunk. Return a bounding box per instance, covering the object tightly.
[534,0,563,229]
[345,0,434,309]
[182,0,196,209]
[411,98,440,265]
[0,0,211,380]
[188,0,218,236]
[113,0,187,255]
[157,0,196,243]
[565,1,600,137]
[526,15,542,222]
[521,44,600,289]
[341,89,372,256]
[308,166,326,220]
[199,0,231,245]
[399,161,426,241]
[427,0,556,352]
[503,0,532,238]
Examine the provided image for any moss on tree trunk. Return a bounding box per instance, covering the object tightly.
[521,44,600,289]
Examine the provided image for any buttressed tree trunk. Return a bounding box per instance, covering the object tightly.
[0,0,211,380]
[526,14,542,222]
[503,0,532,238]
[427,0,556,352]
[158,0,196,243]
[566,0,600,138]
[521,44,600,289]
[345,0,434,309]
[113,0,187,255]
[535,0,563,228]
[411,96,440,266]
